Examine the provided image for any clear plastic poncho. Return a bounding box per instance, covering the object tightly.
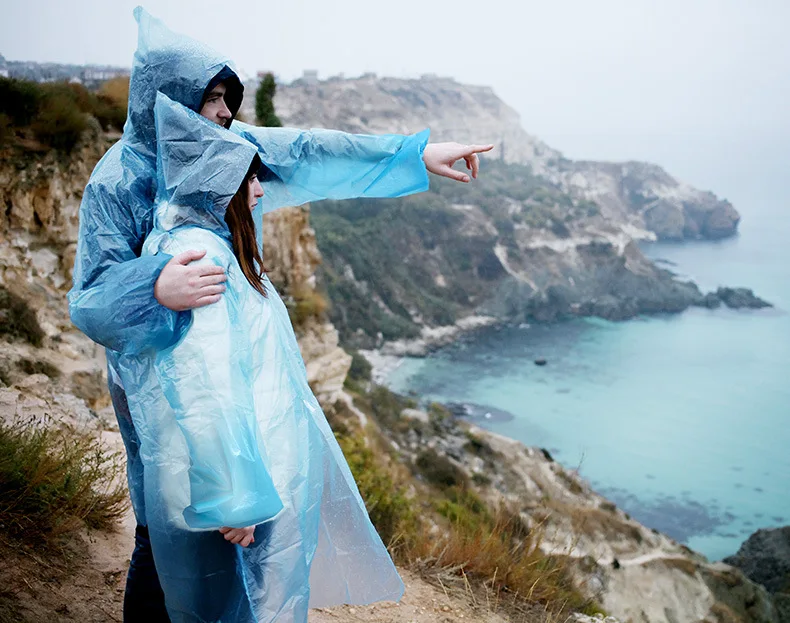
[112,91,405,622]
[67,6,429,534]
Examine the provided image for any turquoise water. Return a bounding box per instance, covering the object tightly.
[386,180,790,562]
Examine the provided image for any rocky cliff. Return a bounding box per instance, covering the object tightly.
[724,527,790,622]
[241,76,763,349]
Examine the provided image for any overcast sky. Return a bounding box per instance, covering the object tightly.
[2,0,788,201]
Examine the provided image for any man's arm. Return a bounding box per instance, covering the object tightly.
[232,125,432,210]
[68,163,227,355]
[232,123,493,211]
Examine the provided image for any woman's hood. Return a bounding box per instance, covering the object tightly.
[153,91,259,236]
[124,6,244,161]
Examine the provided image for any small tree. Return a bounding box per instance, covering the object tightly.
[255,72,282,127]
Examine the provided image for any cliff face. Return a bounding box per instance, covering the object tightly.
[261,205,351,404]
[240,76,755,349]
[262,75,739,242]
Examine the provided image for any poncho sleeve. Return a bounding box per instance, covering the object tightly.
[152,234,283,529]
[68,155,184,355]
[230,124,431,211]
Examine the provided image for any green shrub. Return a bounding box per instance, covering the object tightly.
[0,77,41,126]
[0,287,44,346]
[0,78,125,152]
[415,448,468,489]
[0,419,128,541]
[367,385,415,431]
[347,350,372,382]
[435,486,492,533]
[255,73,282,127]
[32,89,88,153]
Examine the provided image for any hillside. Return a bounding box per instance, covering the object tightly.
[242,75,764,349]
[0,82,781,621]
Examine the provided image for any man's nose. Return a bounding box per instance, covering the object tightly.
[218,100,232,119]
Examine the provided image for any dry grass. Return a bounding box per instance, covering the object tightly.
[708,602,742,623]
[331,386,606,620]
[0,417,128,546]
[557,503,643,544]
[660,557,698,577]
[286,283,329,329]
[411,506,602,620]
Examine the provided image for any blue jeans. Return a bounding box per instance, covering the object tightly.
[124,525,170,622]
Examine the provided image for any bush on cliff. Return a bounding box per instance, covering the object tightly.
[337,383,604,617]
[0,77,126,153]
[0,287,45,347]
[0,418,128,544]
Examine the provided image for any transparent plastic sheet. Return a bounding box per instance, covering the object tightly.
[231,122,430,213]
[107,93,405,621]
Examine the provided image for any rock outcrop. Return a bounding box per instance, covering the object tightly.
[724,527,790,621]
[365,394,780,622]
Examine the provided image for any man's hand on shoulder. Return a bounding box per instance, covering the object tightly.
[154,250,227,311]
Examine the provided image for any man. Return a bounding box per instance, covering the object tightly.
[69,8,491,622]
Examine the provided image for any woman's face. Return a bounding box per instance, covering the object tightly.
[247,174,264,211]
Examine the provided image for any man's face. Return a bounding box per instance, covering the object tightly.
[200,82,232,126]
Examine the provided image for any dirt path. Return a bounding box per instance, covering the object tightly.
[2,503,511,623]
[309,570,509,623]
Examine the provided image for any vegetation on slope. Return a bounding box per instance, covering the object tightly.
[328,359,605,619]
[312,160,600,346]
[0,77,127,154]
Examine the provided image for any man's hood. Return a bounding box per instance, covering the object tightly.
[124,6,244,161]
[153,91,259,237]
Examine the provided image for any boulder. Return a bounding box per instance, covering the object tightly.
[716,287,772,309]
[723,527,790,595]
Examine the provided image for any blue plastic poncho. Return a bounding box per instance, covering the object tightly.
[111,90,404,621]
[68,7,429,533]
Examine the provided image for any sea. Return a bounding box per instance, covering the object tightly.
[384,135,790,562]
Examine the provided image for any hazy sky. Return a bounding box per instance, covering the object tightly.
[2,0,788,201]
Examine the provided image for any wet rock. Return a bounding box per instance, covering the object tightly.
[715,287,772,309]
[701,292,723,309]
[724,526,790,595]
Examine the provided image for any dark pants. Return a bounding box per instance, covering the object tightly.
[124,525,170,622]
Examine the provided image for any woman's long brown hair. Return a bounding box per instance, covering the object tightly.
[224,155,267,296]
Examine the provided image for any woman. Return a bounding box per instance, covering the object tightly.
[114,91,405,623]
